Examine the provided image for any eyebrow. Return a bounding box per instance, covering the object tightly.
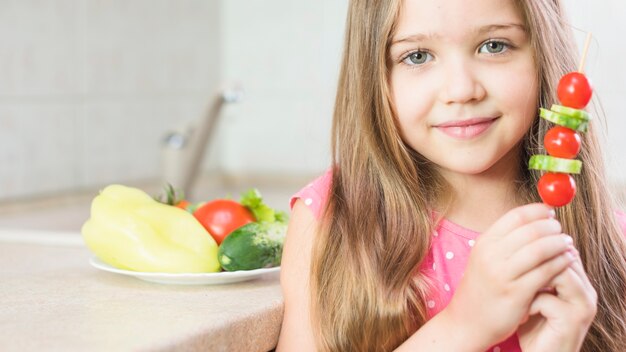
[391,23,527,46]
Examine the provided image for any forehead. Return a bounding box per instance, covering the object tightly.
[393,0,525,42]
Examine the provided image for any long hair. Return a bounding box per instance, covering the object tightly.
[310,0,626,351]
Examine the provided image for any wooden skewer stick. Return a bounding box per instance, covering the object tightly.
[578,32,592,73]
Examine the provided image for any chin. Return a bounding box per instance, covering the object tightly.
[440,157,497,175]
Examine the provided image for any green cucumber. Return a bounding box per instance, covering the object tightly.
[529,155,582,174]
[218,222,286,271]
[539,108,589,132]
[550,104,591,122]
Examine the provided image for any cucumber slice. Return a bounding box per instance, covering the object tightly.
[529,155,582,174]
[550,104,591,121]
[539,108,589,132]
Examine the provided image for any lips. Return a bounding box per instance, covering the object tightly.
[434,117,499,139]
[434,117,499,128]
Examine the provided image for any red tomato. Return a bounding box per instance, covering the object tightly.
[537,173,576,207]
[193,199,255,244]
[544,126,581,159]
[557,72,592,109]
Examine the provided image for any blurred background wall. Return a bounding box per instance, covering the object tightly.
[0,1,225,199]
[0,0,623,201]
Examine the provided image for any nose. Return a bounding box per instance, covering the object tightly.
[439,58,486,105]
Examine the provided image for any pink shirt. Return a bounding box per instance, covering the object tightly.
[290,168,626,352]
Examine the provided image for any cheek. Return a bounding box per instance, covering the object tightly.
[496,61,538,112]
[503,78,537,114]
[516,77,539,129]
[390,70,437,129]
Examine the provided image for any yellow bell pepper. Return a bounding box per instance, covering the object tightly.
[82,185,220,273]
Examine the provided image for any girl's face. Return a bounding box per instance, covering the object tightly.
[389,0,537,176]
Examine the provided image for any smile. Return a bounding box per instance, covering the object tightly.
[434,117,499,140]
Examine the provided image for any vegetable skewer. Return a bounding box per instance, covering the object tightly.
[529,33,593,207]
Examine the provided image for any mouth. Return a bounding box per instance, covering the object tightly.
[433,117,499,139]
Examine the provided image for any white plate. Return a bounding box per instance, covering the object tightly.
[89,257,280,285]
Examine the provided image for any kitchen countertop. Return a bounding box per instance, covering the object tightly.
[0,230,284,351]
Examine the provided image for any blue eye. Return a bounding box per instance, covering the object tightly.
[479,41,508,54]
[402,51,433,66]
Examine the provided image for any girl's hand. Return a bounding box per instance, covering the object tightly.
[518,249,597,352]
[444,203,576,350]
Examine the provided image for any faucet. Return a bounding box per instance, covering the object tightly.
[161,85,244,199]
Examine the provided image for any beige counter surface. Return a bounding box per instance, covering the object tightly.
[0,230,284,352]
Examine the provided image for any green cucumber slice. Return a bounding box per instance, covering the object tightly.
[539,108,589,132]
[550,104,591,121]
[528,155,582,174]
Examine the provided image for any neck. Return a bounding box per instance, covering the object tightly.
[437,147,525,233]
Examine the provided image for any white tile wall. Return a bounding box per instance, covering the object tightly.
[78,99,206,186]
[219,95,333,173]
[80,0,220,95]
[0,103,79,198]
[0,0,222,200]
[0,0,80,97]
[219,0,347,175]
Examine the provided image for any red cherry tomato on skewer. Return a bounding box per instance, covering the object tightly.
[537,172,576,207]
[544,126,581,159]
[557,72,592,109]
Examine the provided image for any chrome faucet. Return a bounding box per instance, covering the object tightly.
[161,85,244,198]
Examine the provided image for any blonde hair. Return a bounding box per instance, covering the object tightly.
[310,0,626,351]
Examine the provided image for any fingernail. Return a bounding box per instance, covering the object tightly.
[548,209,556,218]
[563,235,574,245]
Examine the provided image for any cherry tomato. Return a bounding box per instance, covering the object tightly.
[537,172,576,207]
[557,72,592,109]
[544,126,581,159]
[175,200,190,210]
[193,199,255,244]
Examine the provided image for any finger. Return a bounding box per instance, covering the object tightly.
[546,267,597,325]
[518,293,565,337]
[550,246,596,296]
[508,234,574,280]
[484,203,555,241]
[501,218,562,256]
[528,292,568,319]
[516,251,576,294]
[520,292,589,349]
[550,265,591,304]
[567,248,594,291]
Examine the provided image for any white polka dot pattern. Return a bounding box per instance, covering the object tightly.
[304,198,313,206]
[445,251,454,260]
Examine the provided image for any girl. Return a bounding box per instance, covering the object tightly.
[277,0,626,351]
